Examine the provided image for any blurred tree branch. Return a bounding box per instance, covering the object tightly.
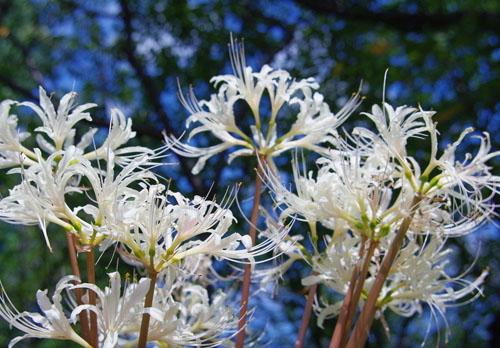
[118,0,207,195]
[0,0,11,21]
[296,0,499,32]
[0,73,36,100]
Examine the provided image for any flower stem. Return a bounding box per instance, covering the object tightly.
[65,232,91,344]
[345,196,422,348]
[86,249,98,348]
[235,154,266,348]
[138,268,158,348]
[341,239,378,347]
[295,283,318,348]
[329,238,366,348]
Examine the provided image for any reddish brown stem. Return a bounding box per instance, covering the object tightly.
[138,269,158,348]
[345,196,421,348]
[86,249,98,348]
[341,240,378,347]
[329,238,366,348]
[295,283,318,348]
[235,154,266,348]
[65,232,90,343]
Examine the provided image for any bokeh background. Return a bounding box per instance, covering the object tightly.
[0,0,498,347]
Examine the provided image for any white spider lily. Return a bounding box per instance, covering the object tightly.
[268,149,414,240]
[252,213,306,287]
[167,38,360,174]
[307,234,487,339]
[302,233,361,294]
[109,185,261,271]
[0,100,35,168]
[354,102,434,160]
[0,276,90,348]
[302,233,363,329]
[77,152,157,230]
[143,283,237,347]
[271,103,499,241]
[172,285,238,347]
[403,121,500,237]
[83,108,154,164]
[6,87,155,166]
[0,147,89,249]
[20,87,96,152]
[378,237,488,343]
[107,278,236,348]
[430,130,499,229]
[382,238,488,316]
[71,272,151,348]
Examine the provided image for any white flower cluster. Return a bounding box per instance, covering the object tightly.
[0,38,497,347]
[162,39,496,344]
[0,88,264,347]
[265,102,498,337]
[0,88,258,263]
[0,268,238,348]
[167,37,361,174]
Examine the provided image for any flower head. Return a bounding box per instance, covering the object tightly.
[107,185,263,272]
[0,100,33,168]
[0,276,90,348]
[167,37,360,174]
[71,272,151,348]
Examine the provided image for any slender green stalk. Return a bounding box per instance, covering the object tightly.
[235,154,266,348]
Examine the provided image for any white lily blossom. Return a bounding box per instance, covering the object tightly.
[71,272,151,348]
[267,148,413,240]
[0,147,90,249]
[301,233,362,329]
[145,284,238,347]
[0,87,156,168]
[302,233,361,295]
[1,268,239,348]
[253,213,306,287]
[420,127,500,236]
[271,103,499,240]
[0,276,90,348]
[83,108,155,164]
[106,184,279,272]
[382,238,488,320]
[307,234,488,337]
[0,100,35,168]
[77,152,157,230]
[74,270,238,347]
[265,99,496,340]
[0,88,169,250]
[20,87,97,152]
[0,68,495,348]
[167,37,361,174]
[354,103,434,159]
